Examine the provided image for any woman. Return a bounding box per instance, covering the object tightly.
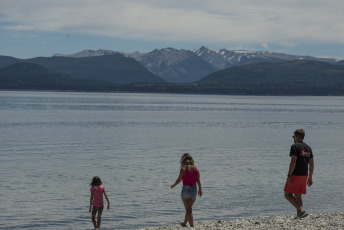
[171,153,202,228]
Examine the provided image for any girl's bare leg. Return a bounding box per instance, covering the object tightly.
[91,214,97,228]
[96,214,102,229]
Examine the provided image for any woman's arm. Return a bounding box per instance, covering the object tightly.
[197,170,202,197]
[104,190,110,210]
[171,168,185,189]
[89,192,94,213]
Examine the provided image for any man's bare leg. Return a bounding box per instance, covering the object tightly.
[284,192,303,213]
[294,193,303,216]
[294,193,308,218]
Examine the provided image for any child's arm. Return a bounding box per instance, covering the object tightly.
[104,190,110,210]
[89,192,94,213]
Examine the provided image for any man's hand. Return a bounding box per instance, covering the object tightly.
[307,177,313,187]
[286,177,291,185]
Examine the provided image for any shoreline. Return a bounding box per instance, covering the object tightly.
[138,212,344,229]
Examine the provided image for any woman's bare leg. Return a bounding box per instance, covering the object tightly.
[188,199,195,227]
[181,199,189,226]
[181,198,195,227]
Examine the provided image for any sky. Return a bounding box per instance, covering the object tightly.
[1,0,344,59]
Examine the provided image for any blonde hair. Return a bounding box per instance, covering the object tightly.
[180,153,194,168]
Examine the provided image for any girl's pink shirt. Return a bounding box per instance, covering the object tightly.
[90,186,105,207]
[182,166,198,186]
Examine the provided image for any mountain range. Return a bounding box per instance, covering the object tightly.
[200,59,344,85]
[0,62,118,90]
[1,47,344,95]
[0,54,164,85]
[54,46,340,83]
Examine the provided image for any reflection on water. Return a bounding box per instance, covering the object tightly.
[0,91,343,229]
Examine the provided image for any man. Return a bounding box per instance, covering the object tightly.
[284,129,314,218]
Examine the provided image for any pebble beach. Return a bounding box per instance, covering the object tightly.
[138,212,344,230]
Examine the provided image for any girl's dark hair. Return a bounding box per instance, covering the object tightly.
[180,153,194,168]
[90,176,102,187]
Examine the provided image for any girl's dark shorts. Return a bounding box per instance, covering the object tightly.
[181,185,197,200]
[92,206,104,215]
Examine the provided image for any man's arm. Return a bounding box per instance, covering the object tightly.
[286,155,297,184]
[307,158,314,186]
[288,155,297,176]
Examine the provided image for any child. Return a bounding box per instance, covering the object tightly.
[89,176,110,230]
[171,153,202,228]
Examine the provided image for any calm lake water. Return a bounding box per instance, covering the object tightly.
[0,91,343,229]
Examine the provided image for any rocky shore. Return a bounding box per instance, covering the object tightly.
[138,212,344,229]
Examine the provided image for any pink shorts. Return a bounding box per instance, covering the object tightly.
[284,175,308,194]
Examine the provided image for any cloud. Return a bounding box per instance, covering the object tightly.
[1,0,344,47]
[261,43,269,49]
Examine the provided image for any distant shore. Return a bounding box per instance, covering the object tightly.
[138,212,344,229]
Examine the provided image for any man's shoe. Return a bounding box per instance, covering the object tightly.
[298,211,308,218]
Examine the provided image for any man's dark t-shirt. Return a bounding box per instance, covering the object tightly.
[290,142,313,176]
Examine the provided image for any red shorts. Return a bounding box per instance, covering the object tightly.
[284,175,308,194]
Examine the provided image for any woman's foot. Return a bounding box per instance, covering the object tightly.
[180,222,187,227]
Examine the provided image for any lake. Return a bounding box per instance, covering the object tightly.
[0,91,343,229]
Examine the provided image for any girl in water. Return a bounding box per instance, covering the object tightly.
[89,176,110,230]
[171,153,202,228]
